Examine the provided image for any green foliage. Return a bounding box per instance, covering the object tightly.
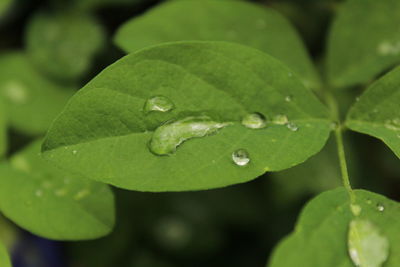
[0,99,6,157]
[25,10,105,82]
[268,188,400,267]
[0,140,115,240]
[0,241,11,267]
[347,66,400,158]
[114,0,320,89]
[327,0,400,89]
[42,41,331,191]
[0,52,74,135]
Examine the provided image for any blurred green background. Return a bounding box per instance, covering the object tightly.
[0,0,399,266]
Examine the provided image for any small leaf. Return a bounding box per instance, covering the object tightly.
[346,66,400,158]
[114,0,320,89]
[25,10,105,81]
[42,42,331,192]
[0,241,11,267]
[268,188,400,267]
[0,52,74,135]
[327,0,400,88]
[0,140,115,240]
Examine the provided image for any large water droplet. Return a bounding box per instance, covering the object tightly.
[376,203,385,212]
[273,114,288,125]
[232,149,250,166]
[241,113,267,129]
[348,219,389,267]
[149,116,231,156]
[143,96,174,113]
[286,122,299,132]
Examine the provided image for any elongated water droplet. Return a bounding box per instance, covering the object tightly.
[149,116,231,156]
[348,219,389,267]
[273,114,288,125]
[241,113,267,129]
[286,122,299,132]
[232,149,250,166]
[376,203,385,212]
[350,204,362,216]
[143,96,174,113]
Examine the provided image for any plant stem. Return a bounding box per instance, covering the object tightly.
[323,90,355,202]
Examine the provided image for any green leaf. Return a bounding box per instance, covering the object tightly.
[42,41,331,192]
[0,241,11,267]
[0,99,6,157]
[0,140,115,240]
[0,52,74,135]
[72,0,145,10]
[268,188,400,267]
[346,66,400,159]
[0,0,12,17]
[25,10,105,81]
[327,0,400,89]
[114,0,320,90]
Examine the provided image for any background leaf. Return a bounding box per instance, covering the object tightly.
[327,0,400,89]
[0,99,6,157]
[346,66,400,158]
[0,240,11,267]
[42,41,331,192]
[114,0,320,89]
[0,52,74,135]
[0,140,115,240]
[268,188,400,267]
[25,10,105,82]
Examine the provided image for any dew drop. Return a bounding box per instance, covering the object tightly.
[348,219,389,267]
[241,113,267,129]
[285,95,293,102]
[10,156,30,172]
[232,149,250,166]
[149,116,231,156]
[273,114,288,125]
[286,122,299,132]
[376,203,385,212]
[72,150,78,155]
[350,204,362,216]
[143,96,174,113]
[366,199,372,205]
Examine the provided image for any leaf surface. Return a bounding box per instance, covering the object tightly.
[0,241,11,267]
[0,52,74,135]
[268,188,400,267]
[0,140,115,240]
[25,10,105,81]
[42,41,331,192]
[327,0,400,88]
[346,66,400,158]
[114,0,320,89]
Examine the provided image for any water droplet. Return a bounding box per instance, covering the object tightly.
[376,203,385,212]
[149,116,231,156]
[286,122,299,132]
[350,204,362,216]
[232,149,250,166]
[35,190,43,197]
[285,95,293,102]
[366,199,372,205]
[384,119,400,131]
[72,150,78,155]
[241,113,267,129]
[143,96,174,113]
[348,219,389,267]
[273,114,288,125]
[74,189,91,200]
[1,81,28,104]
[10,156,30,172]
[377,40,400,56]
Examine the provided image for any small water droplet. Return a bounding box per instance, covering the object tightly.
[143,96,174,113]
[72,150,77,155]
[384,119,400,131]
[350,204,362,216]
[285,95,293,102]
[273,114,288,125]
[10,156,30,172]
[241,113,267,129]
[348,219,389,267]
[286,122,299,132]
[149,116,231,155]
[366,199,372,205]
[377,40,400,56]
[376,203,385,212]
[35,189,43,197]
[232,149,250,166]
